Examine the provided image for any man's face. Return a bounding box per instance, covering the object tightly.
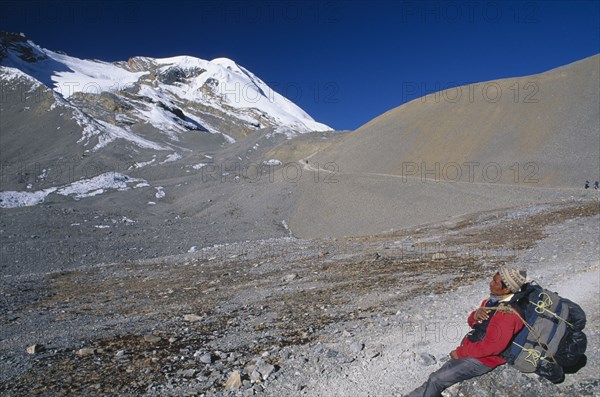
[490,273,510,295]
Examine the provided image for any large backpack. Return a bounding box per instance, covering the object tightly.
[501,282,587,383]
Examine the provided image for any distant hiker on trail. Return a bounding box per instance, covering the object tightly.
[584,180,590,189]
[406,267,527,397]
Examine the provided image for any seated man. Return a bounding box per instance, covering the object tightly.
[406,267,527,397]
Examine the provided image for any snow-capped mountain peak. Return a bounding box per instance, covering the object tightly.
[0,32,331,154]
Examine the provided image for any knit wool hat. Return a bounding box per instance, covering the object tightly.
[499,267,527,292]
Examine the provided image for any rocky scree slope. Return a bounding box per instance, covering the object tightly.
[0,200,597,396]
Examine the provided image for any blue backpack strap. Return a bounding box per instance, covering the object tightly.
[501,284,541,363]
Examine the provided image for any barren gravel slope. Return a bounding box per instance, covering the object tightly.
[290,157,594,239]
[275,207,599,397]
[289,55,600,240]
[311,55,600,187]
[1,199,597,397]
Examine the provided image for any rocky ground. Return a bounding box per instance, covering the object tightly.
[0,128,348,277]
[0,198,598,396]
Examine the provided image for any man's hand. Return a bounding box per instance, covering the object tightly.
[474,307,491,322]
[450,350,458,360]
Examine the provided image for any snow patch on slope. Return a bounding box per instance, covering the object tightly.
[0,172,148,208]
[0,65,44,90]
[48,93,171,151]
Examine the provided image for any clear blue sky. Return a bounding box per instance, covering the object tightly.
[2,0,599,130]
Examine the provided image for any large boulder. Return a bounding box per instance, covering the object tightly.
[444,365,599,397]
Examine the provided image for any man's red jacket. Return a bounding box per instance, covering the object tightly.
[455,299,524,368]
